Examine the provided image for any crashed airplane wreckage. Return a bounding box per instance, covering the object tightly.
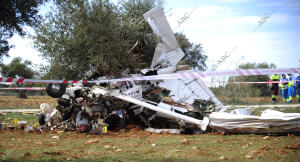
[39,7,300,134]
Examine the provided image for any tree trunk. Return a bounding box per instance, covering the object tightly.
[18,90,27,99]
[16,83,27,99]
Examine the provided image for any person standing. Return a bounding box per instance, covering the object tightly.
[287,74,297,102]
[280,74,289,103]
[270,74,279,102]
[296,74,300,102]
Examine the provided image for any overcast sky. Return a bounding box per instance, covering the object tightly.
[4,0,300,71]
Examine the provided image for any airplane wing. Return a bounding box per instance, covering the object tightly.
[143,7,226,111]
[143,7,185,68]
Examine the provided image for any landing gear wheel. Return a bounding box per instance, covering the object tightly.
[46,83,66,98]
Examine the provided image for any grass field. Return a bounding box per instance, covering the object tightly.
[1,96,300,161]
[219,96,300,105]
[0,96,56,109]
[1,126,300,161]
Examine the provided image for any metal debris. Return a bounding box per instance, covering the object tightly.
[145,128,181,134]
[25,125,35,133]
[209,109,300,134]
[0,112,7,116]
[39,81,214,134]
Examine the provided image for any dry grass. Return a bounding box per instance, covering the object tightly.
[0,96,57,109]
[0,129,299,161]
[217,96,300,105]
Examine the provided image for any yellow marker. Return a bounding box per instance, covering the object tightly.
[13,118,18,124]
[23,112,35,115]
[102,125,107,133]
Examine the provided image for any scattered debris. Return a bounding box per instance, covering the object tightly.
[0,112,7,116]
[22,112,35,115]
[17,121,27,124]
[145,128,181,134]
[172,150,181,152]
[52,136,59,139]
[245,155,251,158]
[263,136,269,140]
[284,143,300,150]
[230,107,252,115]
[25,125,35,133]
[104,145,111,149]
[8,125,15,130]
[181,138,190,144]
[40,103,61,127]
[85,139,99,144]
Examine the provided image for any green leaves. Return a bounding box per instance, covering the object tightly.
[175,33,207,71]
[33,0,207,80]
[227,62,277,97]
[33,0,156,79]
[0,57,36,78]
[0,0,45,61]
